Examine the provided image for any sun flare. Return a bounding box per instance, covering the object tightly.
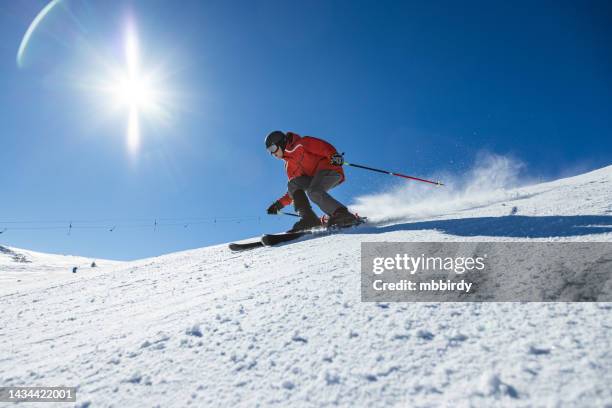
[111,29,158,111]
[112,74,157,110]
[97,22,168,154]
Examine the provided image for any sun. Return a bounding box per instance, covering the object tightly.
[113,75,156,109]
[78,17,172,154]
[111,72,158,150]
[98,22,168,153]
[110,29,159,111]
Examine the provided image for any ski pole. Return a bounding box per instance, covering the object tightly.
[343,161,444,186]
[280,211,300,218]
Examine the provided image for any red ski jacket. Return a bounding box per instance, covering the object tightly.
[277,132,345,206]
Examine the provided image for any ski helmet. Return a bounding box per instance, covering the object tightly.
[265,131,287,153]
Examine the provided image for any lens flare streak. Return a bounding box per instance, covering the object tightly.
[17,0,63,68]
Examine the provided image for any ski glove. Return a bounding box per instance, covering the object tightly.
[267,201,284,215]
[330,152,344,166]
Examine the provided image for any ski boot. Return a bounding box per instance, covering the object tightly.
[327,207,359,228]
[288,189,322,232]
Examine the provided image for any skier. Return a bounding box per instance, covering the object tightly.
[265,130,358,232]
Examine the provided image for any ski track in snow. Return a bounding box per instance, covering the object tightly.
[1,166,611,407]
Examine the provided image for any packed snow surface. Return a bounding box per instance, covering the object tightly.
[1,165,611,407]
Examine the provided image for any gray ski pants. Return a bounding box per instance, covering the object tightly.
[287,170,344,215]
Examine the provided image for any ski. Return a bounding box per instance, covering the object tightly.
[228,241,265,251]
[262,216,367,246]
[261,231,312,246]
[228,216,367,251]
[228,231,311,251]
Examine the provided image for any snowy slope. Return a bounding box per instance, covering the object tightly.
[0,166,611,407]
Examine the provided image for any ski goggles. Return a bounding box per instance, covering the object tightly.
[267,144,279,154]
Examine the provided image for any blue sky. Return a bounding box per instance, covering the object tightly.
[0,0,611,260]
